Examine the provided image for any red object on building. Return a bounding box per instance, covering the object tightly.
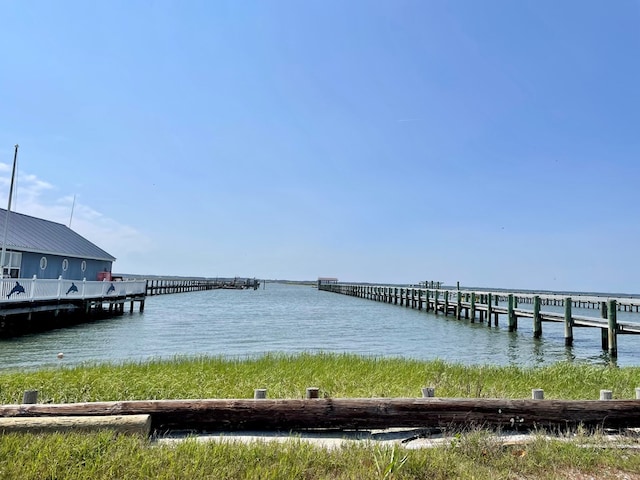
[97,271,112,281]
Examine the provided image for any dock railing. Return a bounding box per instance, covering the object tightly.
[0,276,147,304]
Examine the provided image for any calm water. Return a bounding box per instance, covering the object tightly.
[1,283,639,371]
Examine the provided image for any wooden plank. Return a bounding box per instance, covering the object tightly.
[3,398,640,431]
[0,414,151,435]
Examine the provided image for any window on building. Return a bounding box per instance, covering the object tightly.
[81,260,87,272]
[40,256,48,270]
[62,259,69,272]
[2,251,22,278]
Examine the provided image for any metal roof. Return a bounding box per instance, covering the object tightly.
[0,208,115,261]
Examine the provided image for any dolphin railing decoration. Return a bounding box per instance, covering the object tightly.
[0,276,146,303]
[7,281,24,299]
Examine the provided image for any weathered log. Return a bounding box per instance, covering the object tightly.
[0,414,151,435]
[2,398,640,432]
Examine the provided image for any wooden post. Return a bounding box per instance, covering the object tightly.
[254,389,267,399]
[600,390,613,400]
[601,301,608,350]
[470,292,476,322]
[444,290,449,316]
[421,387,435,398]
[487,293,492,326]
[22,390,38,404]
[532,389,544,400]
[464,293,469,319]
[456,290,462,319]
[434,290,439,315]
[564,297,573,346]
[306,387,320,399]
[508,294,517,331]
[425,289,430,311]
[608,300,618,358]
[533,295,542,338]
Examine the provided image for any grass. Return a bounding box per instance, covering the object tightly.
[1,353,640,478]
[1,430,640,479]
[0,352,639,403]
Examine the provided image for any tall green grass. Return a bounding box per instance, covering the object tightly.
[1,352,639,403]
[1,430,640,479]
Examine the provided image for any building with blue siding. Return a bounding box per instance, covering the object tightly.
[0,208,115,280]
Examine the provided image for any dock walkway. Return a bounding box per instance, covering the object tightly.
[0,277,146,337]
[145,277,260,295]
[319,283,640,358]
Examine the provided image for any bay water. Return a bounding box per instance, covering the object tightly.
[1,282,639,371]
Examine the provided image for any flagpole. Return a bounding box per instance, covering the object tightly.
[1,144,18,278]
[69,194,76,228]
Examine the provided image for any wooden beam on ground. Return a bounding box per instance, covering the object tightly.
[2,398,640,432]
[0,414,151,435]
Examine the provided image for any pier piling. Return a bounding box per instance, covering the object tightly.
[564,297,573,346]
[533,296,542,338]
[508,294,517,331]
[601,301,609,350]
[608,300,618,358]
[470,292,476,322]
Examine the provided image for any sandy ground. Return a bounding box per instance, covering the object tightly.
[153,427,640,450]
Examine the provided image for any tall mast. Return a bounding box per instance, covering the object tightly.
[1,144,18,277]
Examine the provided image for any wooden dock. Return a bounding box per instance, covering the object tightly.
[318,283,640,359]
[0,277,147,337]
[143,277,261,296]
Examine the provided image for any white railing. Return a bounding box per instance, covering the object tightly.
[0,277,147,304]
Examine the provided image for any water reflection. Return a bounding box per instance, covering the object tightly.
[531,339,545,366]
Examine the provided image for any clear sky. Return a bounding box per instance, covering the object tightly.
[1,1,638,293]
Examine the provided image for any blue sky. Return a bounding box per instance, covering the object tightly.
[1,1,639,292]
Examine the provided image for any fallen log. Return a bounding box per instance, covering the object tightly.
[0,414,151,435]
[1,398,640,432]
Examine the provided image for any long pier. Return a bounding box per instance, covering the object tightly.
[143,277,260,296]
[318,283,640,358]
